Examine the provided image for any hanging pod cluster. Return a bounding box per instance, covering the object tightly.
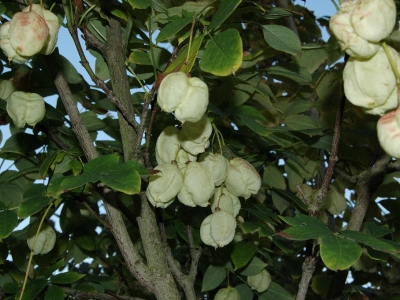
[0,4,60,63]
[147,72,261,248]
[330,0,400,157]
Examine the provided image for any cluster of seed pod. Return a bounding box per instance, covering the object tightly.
[0,4,60,63]
[147,72,261,248]
[330,0,400,157]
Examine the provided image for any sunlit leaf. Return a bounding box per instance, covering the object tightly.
[208,0,242,30]
[200,29,242,76]
[320,235,362,271]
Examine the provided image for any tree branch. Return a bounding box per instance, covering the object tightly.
[295,257,318,300]
[44,52,155,292]
[60,287,144,300]
[275,0,299,37]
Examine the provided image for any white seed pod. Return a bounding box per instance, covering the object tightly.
[200,210,236,248]
[329,0,379,58]
[178,162,214,207]
[214,287,240,300]
[158,72,191,112]
[0,80,15,100]
[377,109,400,158]
[146,164,183,208]
[343,46,400,109]
[179,115,212,155]
[225,158,261,199]
[155,126,181,165]
[174,77,209,123]
[9,9,49,57]
[175,148,197,169]
[210,186,241,217]
[351,0,396,43]
[7,91,46,128]
[27,222,56,255]
[363,87,398,116]
[199,152,229,186]
[0,22,29,63]
[247,269,272,293]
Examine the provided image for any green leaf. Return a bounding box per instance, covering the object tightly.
[320,235,362,271]
[264,165,286,190]
[283,100,314,117]
[51,272,86,284]
[200,29,242,76]
[39,152,58,179]
[273,189,308,212]
[238,256,268,276]
[74,231,96,251]
[227,105,267,122]
[261,25,301,56]
[84,154,120,174]
[57,54,82,84]
[231,241,256,270]
[127,50,152,65]
[101,167,141,195]
[278,214,332,240]
[208,0,242,30]
[339,230,399,254]
[0,210,18,241]
[59,172,100,194]
[16,278,48,300]
[44,285,65,300]
[235,284,253,300]
[259,282,294,300]
[164,34,205,74]
[365,222,394,238]
[157,17,192,42]
[238,116,271,137]
[18,196,49,219]
[284,115,320,133]
[128,0,151,9]
[268,64,312,85]
[1,132,43,155]
[0,182,24,209]
[201,265,226,292]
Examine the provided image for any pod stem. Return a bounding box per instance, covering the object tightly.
[19,203,54,300]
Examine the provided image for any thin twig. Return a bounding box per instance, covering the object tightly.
[312,83,346,216]
[69,29,140,133]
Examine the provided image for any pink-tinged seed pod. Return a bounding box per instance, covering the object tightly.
[329,0,379,58]
[7,91,46,128]
[199,152,229,186]
[178,162,214,207]
[179,115,212,155]
[9,10,49,57]
[351,0,396,43]
[343,46,400,110]
[225,158,261,199]
[200,210,236,248]
[146,164,183,208]
[0,22,29,63]
[377,109,400,158]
